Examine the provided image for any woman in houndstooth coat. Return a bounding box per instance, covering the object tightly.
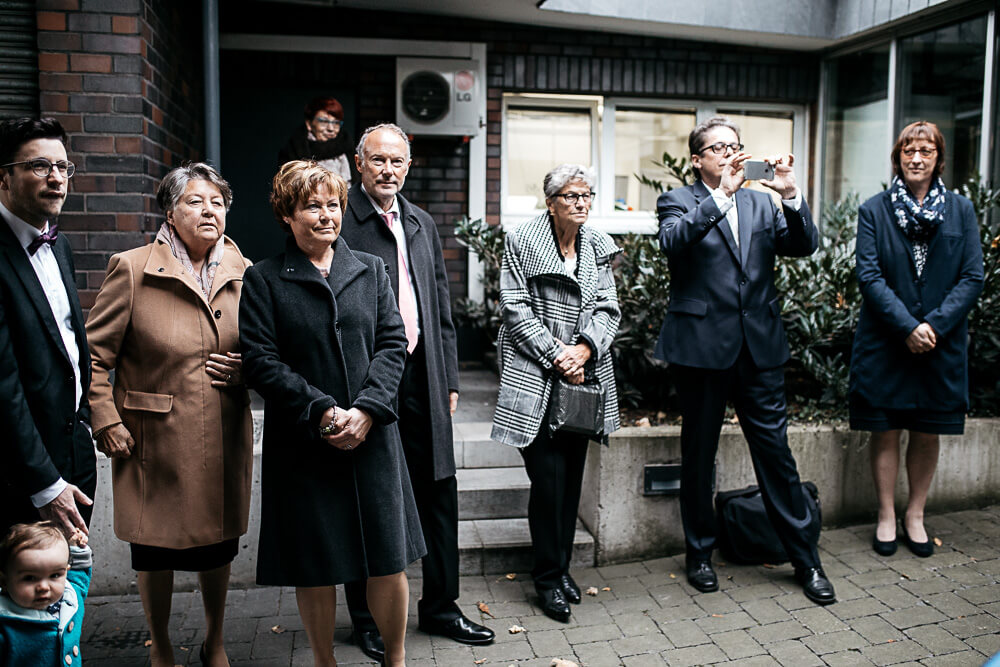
[491,164,621,624]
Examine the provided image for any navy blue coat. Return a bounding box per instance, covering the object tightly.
[654,181,818,370]
[849,190,983,411]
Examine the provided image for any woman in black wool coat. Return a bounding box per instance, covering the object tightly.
[240,160,424,667]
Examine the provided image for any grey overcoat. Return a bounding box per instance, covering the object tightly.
[239,236,426,586]
[491,213,622,448]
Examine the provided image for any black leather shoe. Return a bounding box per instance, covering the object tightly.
[537,587,571,622]
[900,522,934,558]
[561,573,582,604]
[685,560,719,593]
[872,530,897,556]
[351,629,385,662]
[796,566,836,605]
[418,613,495,645]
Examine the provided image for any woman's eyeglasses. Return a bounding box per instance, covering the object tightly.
[554,192,595,204]
[1,158,76,178]
[902,147,937,158]
[314,118,343,128]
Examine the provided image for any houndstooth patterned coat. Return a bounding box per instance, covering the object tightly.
[491,213,622,448]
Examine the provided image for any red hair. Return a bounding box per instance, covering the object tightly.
[304,97,344,122]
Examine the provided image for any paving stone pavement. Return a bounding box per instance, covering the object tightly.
[82,506,1000,666]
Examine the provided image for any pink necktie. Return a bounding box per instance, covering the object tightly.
[382,212,419,353]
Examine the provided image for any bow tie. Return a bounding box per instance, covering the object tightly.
[27,225,58,256]
[46,600,62,616]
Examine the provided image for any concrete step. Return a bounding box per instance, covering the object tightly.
[456,467,530,520]
[454,517,594,576]
[452,421,523,468]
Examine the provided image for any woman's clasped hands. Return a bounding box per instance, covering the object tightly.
[554,340,592,385]
[319,406,373,451]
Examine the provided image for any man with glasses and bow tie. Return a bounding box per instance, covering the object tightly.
[0,117,95,541]
[655,116,836,605]
[338,123,495,661]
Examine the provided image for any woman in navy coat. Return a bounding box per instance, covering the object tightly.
[240,161,424,667]
[850,121,983,558]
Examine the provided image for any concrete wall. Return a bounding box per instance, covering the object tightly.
[579,419,1000,566]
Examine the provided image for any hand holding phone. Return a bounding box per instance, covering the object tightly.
[743,160,775,181]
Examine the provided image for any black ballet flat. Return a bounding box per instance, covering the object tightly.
[900,522,934,558]
[872,530,897,556]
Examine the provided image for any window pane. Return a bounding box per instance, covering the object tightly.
[822,46,891,204]
[506,107,591,213]
[717,109,794,159]
[898,15,987,189]
[614,108,695,212]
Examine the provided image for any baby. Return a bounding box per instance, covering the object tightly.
[0,521,92,667]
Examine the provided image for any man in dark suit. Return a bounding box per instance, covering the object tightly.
[655,116,835,605]
[0,117,95,539]
[339,123,495,659]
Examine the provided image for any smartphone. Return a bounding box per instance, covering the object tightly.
[743,160,774,181]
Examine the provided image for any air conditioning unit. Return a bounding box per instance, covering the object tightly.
[396,57,482,137]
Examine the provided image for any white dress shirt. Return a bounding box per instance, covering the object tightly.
[361,186,421,333]
[1,200,81,507]
[708,184,803,247]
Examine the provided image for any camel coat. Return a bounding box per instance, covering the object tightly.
[86,236,254,549]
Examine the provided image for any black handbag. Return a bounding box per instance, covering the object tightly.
[714,482,821,564]
[548,375,605,437]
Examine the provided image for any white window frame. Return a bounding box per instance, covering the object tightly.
[500,93,809,235]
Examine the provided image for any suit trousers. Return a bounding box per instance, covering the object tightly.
[346,341,461,630]
[673,346,819,570]
[519,422,588,592]
[0,418,97,536]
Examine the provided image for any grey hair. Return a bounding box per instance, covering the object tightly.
[356,123,411,161]
[156,162,233,212]
[542,164,596,199]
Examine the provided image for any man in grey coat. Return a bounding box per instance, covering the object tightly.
[339,123,495,659]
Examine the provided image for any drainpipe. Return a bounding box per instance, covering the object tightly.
[203,0,221,168]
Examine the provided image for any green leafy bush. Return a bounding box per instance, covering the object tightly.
[964,178,1000,415]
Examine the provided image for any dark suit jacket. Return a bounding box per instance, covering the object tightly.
[654,181,818,370]
[850,190,983,411]
[0,215,94,506]
[338,183,459,481]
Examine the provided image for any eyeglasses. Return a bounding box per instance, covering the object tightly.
[314,118,343,127]
[698,142,744,155]
[1,158,76,179]
[902,147,937,158]
[554,192,595,204]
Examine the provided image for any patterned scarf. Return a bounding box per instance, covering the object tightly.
[156,222,225,297]
[889,175,947,276]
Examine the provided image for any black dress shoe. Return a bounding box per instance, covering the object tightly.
[795,566,836,605]
[685,560,719,593]
[561,573,582,604]
[537,587,571,622]
[351,629,385,662]
[872,530,897,556]
[900,522,934,558]
[419,613,495,645]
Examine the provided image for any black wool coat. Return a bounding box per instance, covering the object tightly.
[239,236,425,586]
[339,184,459,481]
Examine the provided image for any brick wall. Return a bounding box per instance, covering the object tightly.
[35,0,203,309]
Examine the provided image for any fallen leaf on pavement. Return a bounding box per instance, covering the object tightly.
[477,601,495,618]
[551,659,579,667]
[585,586,599,596]
[508,624,525,634]
[669,573,676,579]
[474,660,487,665]
[933,537,943,546]
[762,563,776,568]
[506,573,517,580]
[602,586,611,591]
[711,614,724,618]
[271,625,285,634]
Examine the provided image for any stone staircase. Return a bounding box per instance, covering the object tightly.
[450,368,595,576]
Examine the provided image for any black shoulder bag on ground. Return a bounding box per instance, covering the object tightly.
[548,306,605,439]
[714,482,822,564]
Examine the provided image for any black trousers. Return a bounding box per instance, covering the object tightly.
[346,342,461,630]
[519,424,589,592]
[0,419,97,536]
[673,346,819,570]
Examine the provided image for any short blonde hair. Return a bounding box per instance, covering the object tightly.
[1,522,67,572]
[270,160,349,233]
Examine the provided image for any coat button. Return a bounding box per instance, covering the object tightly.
[742,310,748,317]
[68,621,74,632]
[214,310,222,319]
[65,655,72,664]
[740,278,747,286]
[73,646,79,656]
[157,267,164,273]
[65,420,75,434]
